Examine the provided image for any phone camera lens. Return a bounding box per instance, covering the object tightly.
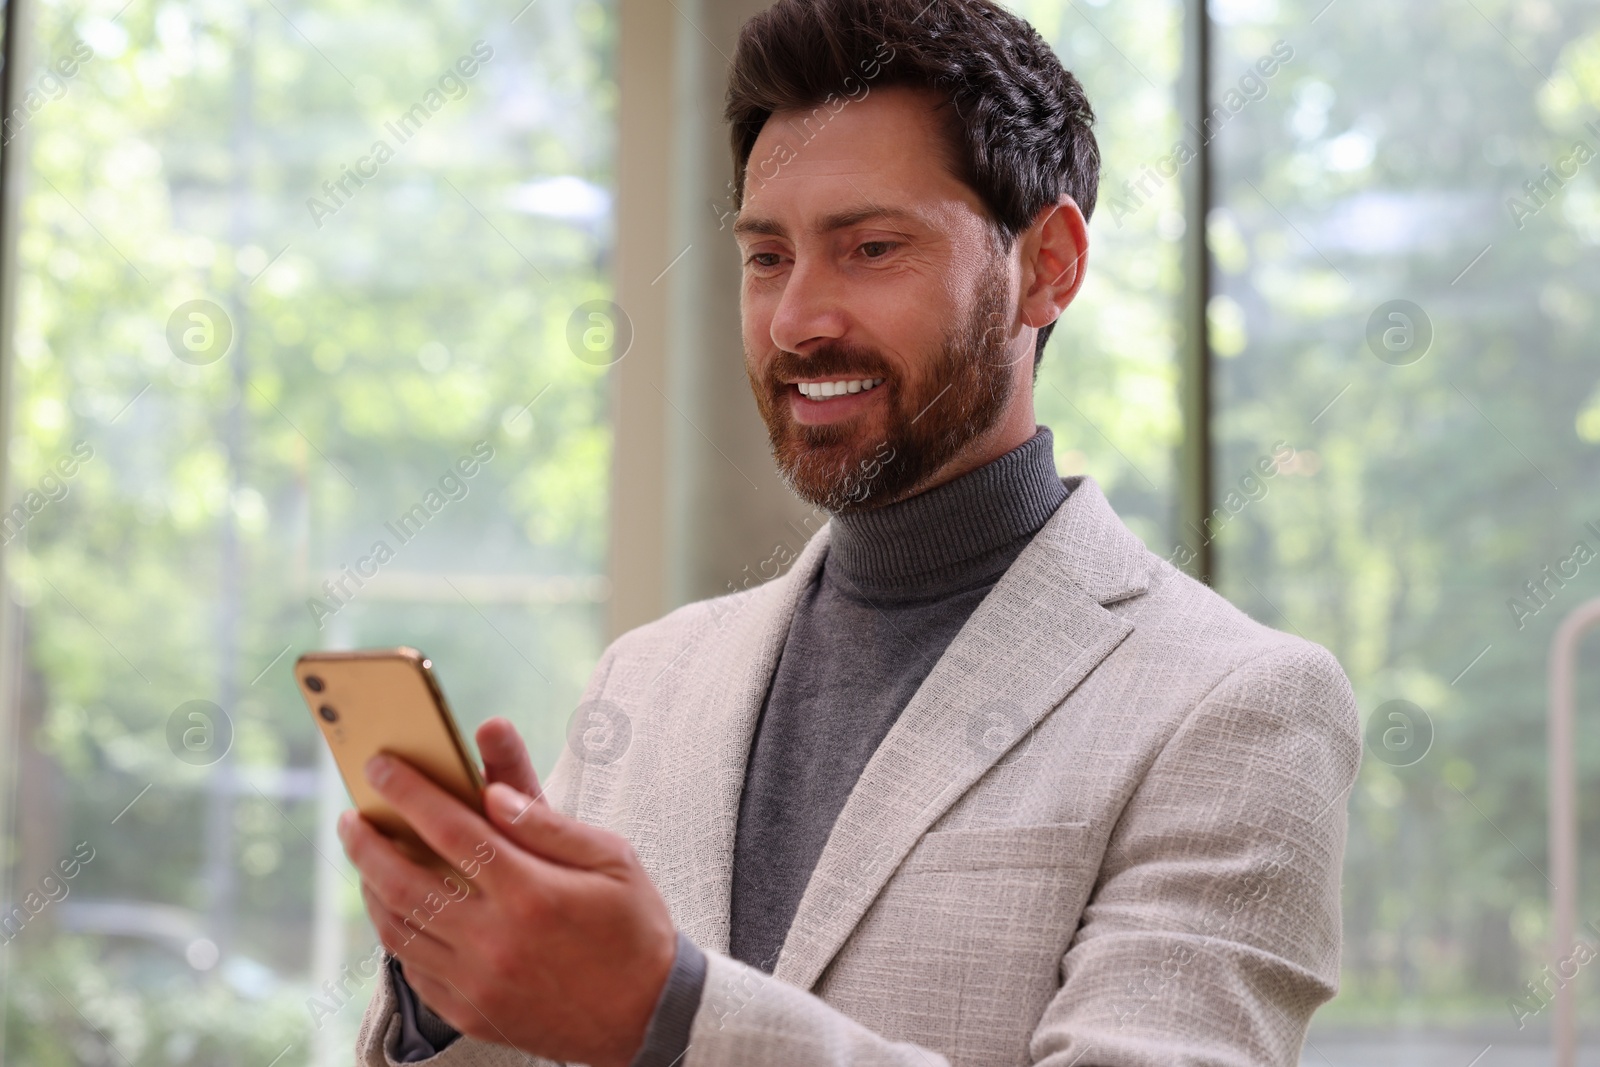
[318,705,338,723]
[305,675,325,693]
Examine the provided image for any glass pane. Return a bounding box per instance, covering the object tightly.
[0,0,616,1059]
[1004,0,1185,550]
[1212,0,1600,1060]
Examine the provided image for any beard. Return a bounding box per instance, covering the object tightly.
[747,255,1019,513]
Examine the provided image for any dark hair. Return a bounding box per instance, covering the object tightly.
[724,0,1099,367]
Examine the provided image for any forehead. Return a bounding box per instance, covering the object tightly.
[738,84,989,235]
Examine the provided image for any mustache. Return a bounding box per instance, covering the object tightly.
[764,342,893,384]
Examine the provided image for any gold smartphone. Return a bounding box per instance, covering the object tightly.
[295,647,485,876]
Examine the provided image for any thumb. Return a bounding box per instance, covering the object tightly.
[476,717,545,803]
[484,782,627,872]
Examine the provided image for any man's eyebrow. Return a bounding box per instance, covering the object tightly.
[732,206,923,239]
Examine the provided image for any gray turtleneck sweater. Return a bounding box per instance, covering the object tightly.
[390,427,1069,1066]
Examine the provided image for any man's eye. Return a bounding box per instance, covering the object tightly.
[860,241,896,258]
[747,252,782,268]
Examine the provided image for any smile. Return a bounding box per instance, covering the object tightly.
[794,377,886,399]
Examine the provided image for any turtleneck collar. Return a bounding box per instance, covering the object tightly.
[823,426,1070,600]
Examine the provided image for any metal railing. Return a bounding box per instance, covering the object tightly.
[1550,596,1600,1067]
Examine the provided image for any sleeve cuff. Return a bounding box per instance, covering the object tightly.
[627,931,707,1067]
[388,956,462,1062]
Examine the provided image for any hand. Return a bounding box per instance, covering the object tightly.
[338,737,677,1067]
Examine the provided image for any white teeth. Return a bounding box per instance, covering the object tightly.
[797,377,885,399]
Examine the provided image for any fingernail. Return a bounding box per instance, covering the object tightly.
[488,783,525,822]
[366,754,393,788]
[336,810,355,839]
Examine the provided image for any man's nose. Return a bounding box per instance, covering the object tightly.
[768,256,849,354]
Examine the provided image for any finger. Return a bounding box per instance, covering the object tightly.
[364,755,507,881]
[340,808,472,918]
[483,782,631,873]
[363,884,452,956]
[371,890,459,975]
[476,717,545,802]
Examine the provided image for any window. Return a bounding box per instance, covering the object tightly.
[1013,0,1187,554]
[1212,0,1600,1057]
[0,0,616,1058]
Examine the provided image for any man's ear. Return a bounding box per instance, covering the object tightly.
[1018,196,1089,333]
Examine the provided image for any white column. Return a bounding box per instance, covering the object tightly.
[608,0,814,640]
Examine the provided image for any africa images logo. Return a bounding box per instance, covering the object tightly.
[306,441,494,628]
[306,41,495,230]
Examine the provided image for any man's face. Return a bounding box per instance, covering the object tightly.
[734,86,1030,512]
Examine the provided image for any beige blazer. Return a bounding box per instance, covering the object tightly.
[359,476,1362,1066]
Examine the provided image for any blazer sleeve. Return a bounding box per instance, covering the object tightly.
[672,639,1361,1067]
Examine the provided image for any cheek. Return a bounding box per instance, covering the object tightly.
[874,300,943,369]
[741,287,780,353]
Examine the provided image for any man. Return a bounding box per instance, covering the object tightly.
[341,0,1362,1064]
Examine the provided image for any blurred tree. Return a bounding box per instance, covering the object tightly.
[1212,0,1600,1035]
[1,0,618,1060]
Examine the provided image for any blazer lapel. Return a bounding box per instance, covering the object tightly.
[772,476,1152,991]
[644,524,832,954]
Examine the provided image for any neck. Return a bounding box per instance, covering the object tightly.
[884,385,1039,505]
[826,426,1068,597]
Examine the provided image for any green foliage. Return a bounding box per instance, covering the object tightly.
[4,937,315,1066]
[1209,0,1600,1029]
[3,0,618,1060]
[1017,0,1187,552]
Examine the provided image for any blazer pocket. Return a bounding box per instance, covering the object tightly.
[900,821,1090,874]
